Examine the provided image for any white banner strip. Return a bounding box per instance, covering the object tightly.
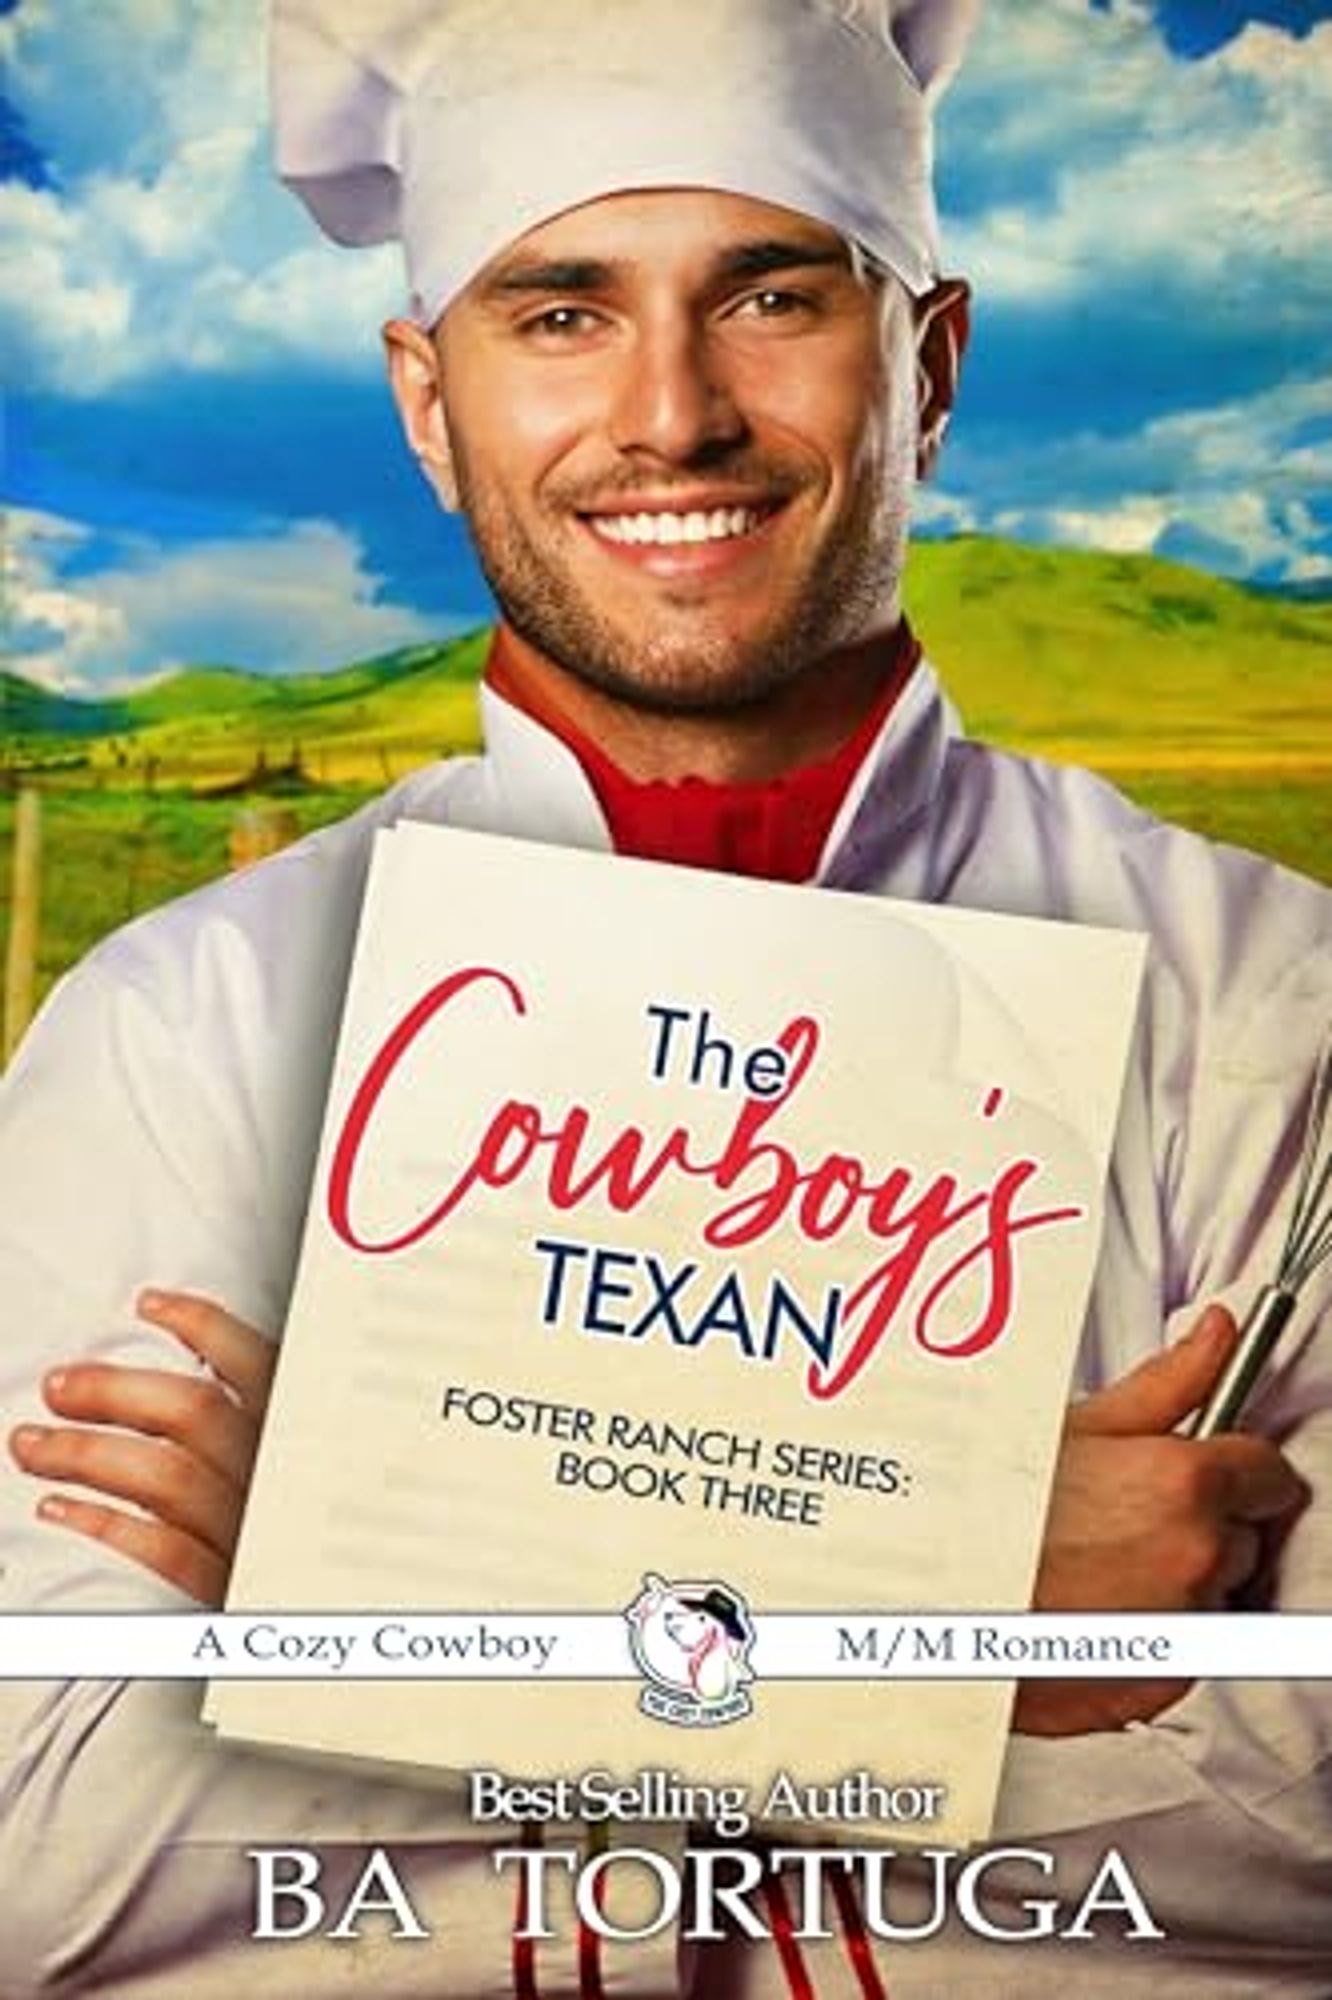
[0,1613,1330,1680]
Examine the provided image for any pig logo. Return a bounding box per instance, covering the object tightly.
[624,1572,755,1726]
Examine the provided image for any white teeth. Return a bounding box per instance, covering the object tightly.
[590,506,763,547]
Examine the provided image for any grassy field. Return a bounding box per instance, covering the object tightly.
[3,537,1328,1027]
[0,788,378,1004]
[1097,768,1330,881]
[3,630,492,793]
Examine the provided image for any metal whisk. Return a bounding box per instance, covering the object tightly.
[1192,1029,1332,1438]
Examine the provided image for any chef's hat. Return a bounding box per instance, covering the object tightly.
[271,0,981,325]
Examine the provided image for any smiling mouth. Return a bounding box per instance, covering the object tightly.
[582,503,778,549]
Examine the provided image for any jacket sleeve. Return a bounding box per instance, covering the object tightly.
[0,927,679,1999]
[989,831,1332,1958]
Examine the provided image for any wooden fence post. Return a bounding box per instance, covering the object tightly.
[3,789,42,1066]
[229,804,300,872]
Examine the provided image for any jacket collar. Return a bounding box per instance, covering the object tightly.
[471,656,961,889]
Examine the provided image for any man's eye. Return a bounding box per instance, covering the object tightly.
[520,305,603,339]
[732,288,817,324]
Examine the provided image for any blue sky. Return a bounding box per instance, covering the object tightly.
[3,0,1331,691]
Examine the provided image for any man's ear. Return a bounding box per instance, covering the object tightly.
[914,278,970,482]
[383,317,460,510]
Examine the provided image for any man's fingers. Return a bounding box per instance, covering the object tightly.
[33,1492,226,1607]
[38,1362,259,1487]
[1211,1523,1262,1601]
[9,1424,244,1558]
[1070,1305,1238,1438]
[5,1290,274,1606]
[136,1289,275,1414]
[1205,1435,1311,1525]
[1040,1380,1307,1620]
[1013,1678,1194,1737]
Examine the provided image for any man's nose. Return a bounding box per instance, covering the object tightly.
[607,323,747,463]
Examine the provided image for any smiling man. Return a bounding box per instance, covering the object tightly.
[394,191,946,733]
[384,190,969,814]
[1,1,1330,1996]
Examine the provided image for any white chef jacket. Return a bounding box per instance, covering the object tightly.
[1,663,1329,1999]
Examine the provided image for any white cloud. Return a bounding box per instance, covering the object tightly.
[1143,375,1332,489]
[944,8,1332,309]
[932,372,1332,580]
[0,0,402,394]
[0,182,134,369]
[912,488,980,536]
[1169,489,1317,573]
[985,489,1317,577]
[86,129,258,261]
[3,0,267,176]
[3,509,129,682]
[223,246,407,368]
[7,508,438,692]
[6,0,1330,394]
[4,0,1329,589]
[1034,498,1172,556]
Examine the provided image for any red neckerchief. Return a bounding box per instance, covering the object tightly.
[485,624,919,883]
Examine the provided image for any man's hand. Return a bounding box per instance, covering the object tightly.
[7,1290,274,1607]
[1015,1304,1309,1737]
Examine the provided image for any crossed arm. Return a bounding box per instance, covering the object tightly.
[6,1289,1307,1737]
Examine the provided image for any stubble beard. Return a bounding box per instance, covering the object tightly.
[451,440,916,720]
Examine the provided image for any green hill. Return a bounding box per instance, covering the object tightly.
[3,540,1327,1016]
[904,536,1330,767]
[114,636,492,734]
[121,666,282,726]
[1,670,128,740]
[1,632,493,786]
[4,541,1328,787]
